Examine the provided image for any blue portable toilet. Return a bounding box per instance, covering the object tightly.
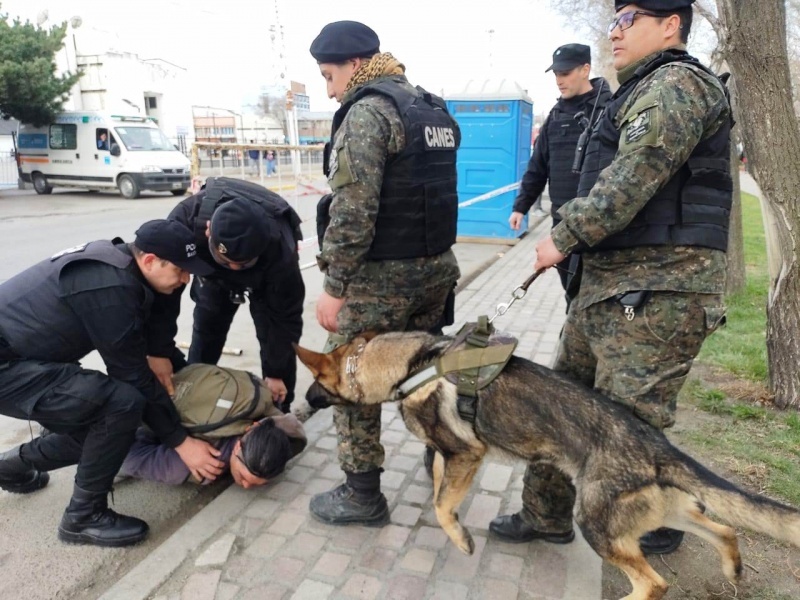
[446,80,533,241]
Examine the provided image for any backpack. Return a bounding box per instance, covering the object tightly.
[171,364,272,441]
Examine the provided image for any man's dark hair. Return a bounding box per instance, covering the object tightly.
[240,418,291,479]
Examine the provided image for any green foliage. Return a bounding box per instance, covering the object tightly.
[697,192,769,382]
[0,5,81,126]
[682,384,800,507]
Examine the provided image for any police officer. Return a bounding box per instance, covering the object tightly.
[148,177,305,412]
[493,0,731,555]
[308,21,461,526]
[0,220,223,547]
[509,43,611,294]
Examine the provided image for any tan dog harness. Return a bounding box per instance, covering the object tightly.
[398,316,518,423]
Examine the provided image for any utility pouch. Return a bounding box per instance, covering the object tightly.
[615,290,652,321]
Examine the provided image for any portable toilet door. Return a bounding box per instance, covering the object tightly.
[446,80,533,241]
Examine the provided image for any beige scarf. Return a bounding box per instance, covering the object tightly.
[344,52,406,96]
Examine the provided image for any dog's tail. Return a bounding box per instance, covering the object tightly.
[665,453,800,547]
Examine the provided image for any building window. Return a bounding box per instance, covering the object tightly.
[50,124,78,150]
[147,97,158,109]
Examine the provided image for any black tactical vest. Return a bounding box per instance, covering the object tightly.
[0,241,142,362]
[545,81,609,208]
[545,106,584,208]
[577,50,732,252]
[330,79,461,260]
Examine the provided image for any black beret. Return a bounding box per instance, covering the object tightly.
[615,0,694,11]
[309,21,380,63]
[210,198,272,262]
[545,43,591,73]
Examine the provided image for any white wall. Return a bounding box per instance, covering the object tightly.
[71,52,195,146]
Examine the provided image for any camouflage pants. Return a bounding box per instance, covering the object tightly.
[519,291,726,532]
[326,283,454,474]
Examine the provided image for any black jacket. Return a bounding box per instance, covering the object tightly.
[148,193,305,380]
[513,78,611,217]
[0,241,186,447]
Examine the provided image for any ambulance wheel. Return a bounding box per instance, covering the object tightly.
[32,173,53,195]
[170,189,188,196]
[118,174,140,199]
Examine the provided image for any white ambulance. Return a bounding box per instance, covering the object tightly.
[17,112,191,199]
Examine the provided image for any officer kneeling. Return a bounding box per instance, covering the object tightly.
[0,220,216,547]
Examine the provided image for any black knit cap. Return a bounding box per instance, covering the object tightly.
[210,198,272,262]
[615,0,694,11]
[309,20,380,63]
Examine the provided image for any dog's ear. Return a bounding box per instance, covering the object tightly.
[293,344,327,378]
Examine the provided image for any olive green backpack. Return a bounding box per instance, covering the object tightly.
[171,364,272,441]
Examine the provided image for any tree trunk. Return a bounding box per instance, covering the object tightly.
[717,0,800,408]
[725,141,746,295]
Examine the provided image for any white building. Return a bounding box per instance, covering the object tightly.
[71,51,195,151]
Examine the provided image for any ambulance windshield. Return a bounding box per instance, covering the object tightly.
[114,127,175,151]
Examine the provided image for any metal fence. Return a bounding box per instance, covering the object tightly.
[0,149,18,189]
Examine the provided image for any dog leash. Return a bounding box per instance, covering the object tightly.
[488,268,546,324]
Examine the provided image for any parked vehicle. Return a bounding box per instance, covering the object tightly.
[17,112,191,199]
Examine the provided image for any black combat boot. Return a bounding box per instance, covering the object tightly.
[58,485,149,547]
[0,446,50,494]
[639,527,684,555]
[489,512,575,544]
[309,469,389,527]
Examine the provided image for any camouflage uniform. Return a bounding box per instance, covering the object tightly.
[320,75,460,474]
[519,49,731,533]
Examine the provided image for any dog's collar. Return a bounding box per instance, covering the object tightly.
[345,341,367,401]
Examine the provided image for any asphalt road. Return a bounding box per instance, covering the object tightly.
[0,184,510,599]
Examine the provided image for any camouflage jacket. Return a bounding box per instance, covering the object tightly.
[551,48,731,310]
[319,75,460,297]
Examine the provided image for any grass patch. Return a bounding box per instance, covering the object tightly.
[679,382,800,506]
[697,192,769,382]
[678,192,800,505]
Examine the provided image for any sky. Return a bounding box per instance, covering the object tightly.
[2,0,607,118]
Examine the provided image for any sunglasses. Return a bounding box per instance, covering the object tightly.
[607,10,664,36]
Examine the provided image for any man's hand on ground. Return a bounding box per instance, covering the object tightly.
[175,437,225,482]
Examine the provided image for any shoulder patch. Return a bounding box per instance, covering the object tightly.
[624,110,652,144]
[329,145,357,189]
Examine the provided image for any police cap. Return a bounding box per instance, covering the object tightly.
[135,219,214,276]
[546,43,591,73]
[615,0,695,11]
[210,198,272,262]
[309,21,380,63]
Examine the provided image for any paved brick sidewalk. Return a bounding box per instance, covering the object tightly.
[100,218,601,600]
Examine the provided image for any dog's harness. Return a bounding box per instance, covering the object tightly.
[398,316,517,423]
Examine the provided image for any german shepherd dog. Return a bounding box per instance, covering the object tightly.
[296,331,800,600]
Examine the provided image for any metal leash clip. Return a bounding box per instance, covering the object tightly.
[489,269,545,324]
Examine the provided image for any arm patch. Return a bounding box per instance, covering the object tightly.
[619,95,661,151]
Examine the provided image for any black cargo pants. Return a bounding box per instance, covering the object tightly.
[0,359,145,492]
